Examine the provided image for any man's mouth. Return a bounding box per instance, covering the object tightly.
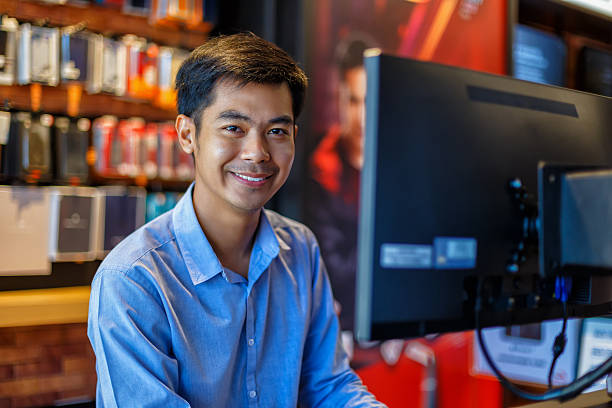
[230,171,274,186]
[233,173,270,182]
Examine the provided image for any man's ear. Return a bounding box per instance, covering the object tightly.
[175,114,196,154]
[294,124,298,139]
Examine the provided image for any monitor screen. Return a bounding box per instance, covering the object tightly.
[355,53,612,341]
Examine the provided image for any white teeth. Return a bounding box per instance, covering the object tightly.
[235,173,266,182]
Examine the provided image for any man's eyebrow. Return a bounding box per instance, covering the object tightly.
[217,110,253,123]
[217,111,294,126]
[269,115,293,125]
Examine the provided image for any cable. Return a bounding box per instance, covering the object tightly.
[548,277,569,389]
[475,277,612,402]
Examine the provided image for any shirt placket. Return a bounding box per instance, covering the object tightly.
[245,255,259,407]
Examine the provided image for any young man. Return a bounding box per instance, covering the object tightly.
[87,33,385,407]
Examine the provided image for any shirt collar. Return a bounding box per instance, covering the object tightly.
[173,183,288,286]
[173,183,223,285]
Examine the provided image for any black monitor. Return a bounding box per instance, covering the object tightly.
[355,52,612,341]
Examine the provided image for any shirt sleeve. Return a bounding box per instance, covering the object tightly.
[298,235,387,408]
[87,266,191,408]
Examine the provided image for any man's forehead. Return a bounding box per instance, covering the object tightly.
[204,80,294,121]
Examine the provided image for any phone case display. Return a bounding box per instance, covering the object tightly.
[123,35,148,99]
[117,117,145,176]
[0,110,10,177]
[60,28,92,83]
[101,37,127,96]
[151,0,203,26]
[139,42,159,100]
[0,186,52,275]
[156,46,187,109]
[141,122,158,178]
[54,117,90,183]
[577,46,612,97]
[157,121,176,180]
[17,24,60,86]
[95,0,124,8]
[0,16,18,85]
[48,186,100,261]
[145,190,179,222]
[92,115,120,176]
[96,186,146,258]
[5,112,53,182]
[174,136,194,180]
[85,33,103,93]
[124,0,152,15]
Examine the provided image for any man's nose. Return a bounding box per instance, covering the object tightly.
[240,132,271,163]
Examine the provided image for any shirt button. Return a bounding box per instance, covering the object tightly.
[248,338,255,346]
[249,390,257,399]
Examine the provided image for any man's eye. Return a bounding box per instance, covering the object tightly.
[225,125,240,132]
[269,128,288,136]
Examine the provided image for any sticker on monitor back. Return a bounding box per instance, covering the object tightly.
[380,243,432,269]
[433,237,477,269]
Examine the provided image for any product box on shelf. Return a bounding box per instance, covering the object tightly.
[0,16,18,85]
[157,121,176,180]
[54,117,90,183]
[141,122,158,179]
[95,0,124,8]
[151,0,202,26]
[174,137,194,181]
[0,110,10,178]
[156,46,187,109]
[123,0,152,16]
[101,37,127,96]
[60,27,92,83]
[145,190,179,222]
[17,24,60,86]
[48,186,100,262]
[92,115,120,177]
[0,185,52,275]
[117,117,146,176]
[139,42,160,100]
[96,185,146,258]
[123,34,147,99]
[5,112,54,182]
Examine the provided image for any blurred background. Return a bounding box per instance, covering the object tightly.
[0,0,610,407]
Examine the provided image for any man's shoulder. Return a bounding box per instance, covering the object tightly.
[98,210,177,273]
[264,209,317,246]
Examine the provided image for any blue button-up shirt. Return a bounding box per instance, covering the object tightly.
[88,183,385,407]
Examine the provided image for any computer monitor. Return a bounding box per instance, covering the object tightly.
[355,52,612,341]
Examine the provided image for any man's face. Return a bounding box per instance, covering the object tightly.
[339,66,366,153]
[190,80,296,216]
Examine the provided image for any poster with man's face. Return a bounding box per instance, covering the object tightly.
[303,0,509,371]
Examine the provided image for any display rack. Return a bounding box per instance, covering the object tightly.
[0,0,212,49]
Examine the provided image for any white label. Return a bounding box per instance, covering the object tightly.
[380,243,432,269]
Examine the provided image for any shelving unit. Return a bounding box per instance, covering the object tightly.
[0,1,205,291]
[0,84,177,121]
[0,0,211,49]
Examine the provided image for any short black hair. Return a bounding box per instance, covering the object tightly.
[175,32,308,131]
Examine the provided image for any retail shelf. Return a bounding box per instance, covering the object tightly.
[0,0,212,49]
[0,84,177,121]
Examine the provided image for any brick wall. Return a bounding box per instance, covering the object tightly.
[0,324,96,408]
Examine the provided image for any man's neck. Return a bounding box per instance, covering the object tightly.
[191,184,261,279]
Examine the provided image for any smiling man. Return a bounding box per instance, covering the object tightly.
[87,33,385,407]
